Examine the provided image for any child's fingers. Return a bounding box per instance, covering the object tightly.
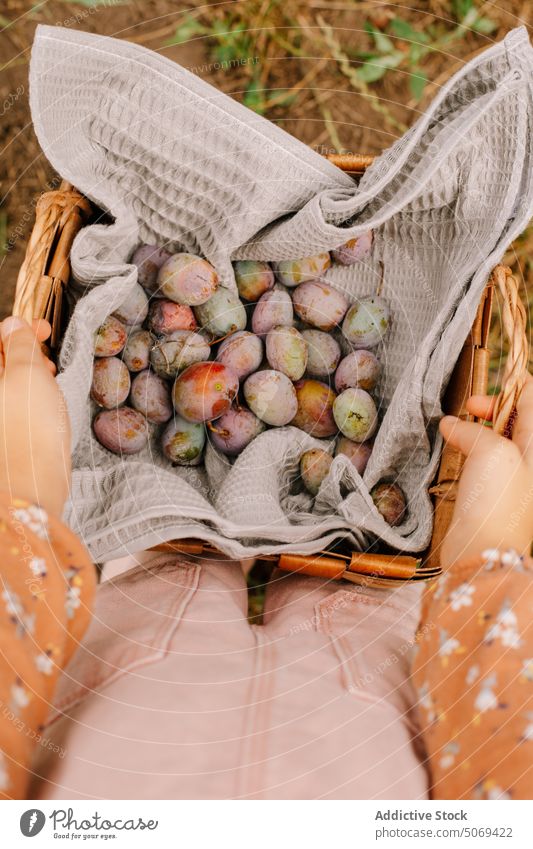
[30,319,56,374]
[440,414,499,457]
[31,319,52,344]
[466,394,496,421]
[0,317,47,372]
[0,319,50,363]
[513,373,533,461]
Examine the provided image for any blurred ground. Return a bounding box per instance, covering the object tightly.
[1,0,532,382]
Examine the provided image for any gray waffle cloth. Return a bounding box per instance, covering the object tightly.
[28,25,533,561]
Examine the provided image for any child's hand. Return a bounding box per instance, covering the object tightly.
[439,374,533,570]
[0,317,71,517]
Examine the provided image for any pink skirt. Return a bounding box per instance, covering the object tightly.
[32,554,428,799]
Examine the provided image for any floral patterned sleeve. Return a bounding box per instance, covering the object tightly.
[413,548,533,800]
[0,494,95,799]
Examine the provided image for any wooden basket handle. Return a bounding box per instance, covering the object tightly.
[490,265,529,437]
[13,181,92,348]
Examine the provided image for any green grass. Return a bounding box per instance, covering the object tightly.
[342,3,496,102]
[160,0,499,139]
[166,7,298,115]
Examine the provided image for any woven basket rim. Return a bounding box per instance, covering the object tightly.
[10,155,529,583]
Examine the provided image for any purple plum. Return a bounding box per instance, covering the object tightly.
[93,406,149,455]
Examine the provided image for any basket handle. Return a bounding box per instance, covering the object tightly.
[13,181,92,349]
[491,265,529,436]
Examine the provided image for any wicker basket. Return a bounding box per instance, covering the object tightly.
[13,155,529,586]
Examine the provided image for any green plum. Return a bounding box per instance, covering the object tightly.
[122,330,154,373]
[302,329,340,378]
[265,325,307,381]
[342,296,390,349]
[194,287,247,337]
[233,260,274,301]
[243,370,298,426]
[332,387,378,442]
[300,449,333,496]
[161,416,206,465]
[273,253,331,287]
[150,330,210,378]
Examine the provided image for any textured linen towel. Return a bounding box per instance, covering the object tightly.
[29,25,533,561]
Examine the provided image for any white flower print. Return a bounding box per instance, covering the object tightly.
[0,752,8,792]
[65,586,81,620]
[499,603,519,628]
[500,629,522,649]
[474,673,499,713]
[485,785,512,800]
[448,582,475,611]
[28,557,47,578]
[501,549,524,568]
[481,548,500,570]
[63,567,83,620]
[481,548,525,573]
[484,599,521,649]
[2,582,35,638]
[11,505,49,540]
[439,629,460,658]
[10,681,30,712]
[2,584,23,619]
[439,741,460,770]
[521,659,533,682]
[432,573,450,601]
[35,653,54,676]
[521,712,533,743]
[418,682,436,723]
[466,664,480,686]
[418,682,431,709]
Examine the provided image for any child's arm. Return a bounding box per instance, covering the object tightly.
[413,376,533,799]
[0,318,95,799]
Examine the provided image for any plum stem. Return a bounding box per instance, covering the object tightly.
[209,330,235,346]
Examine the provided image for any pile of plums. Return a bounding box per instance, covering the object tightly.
[91,232,407,526]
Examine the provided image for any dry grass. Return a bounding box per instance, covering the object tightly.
[0,0,531,384]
